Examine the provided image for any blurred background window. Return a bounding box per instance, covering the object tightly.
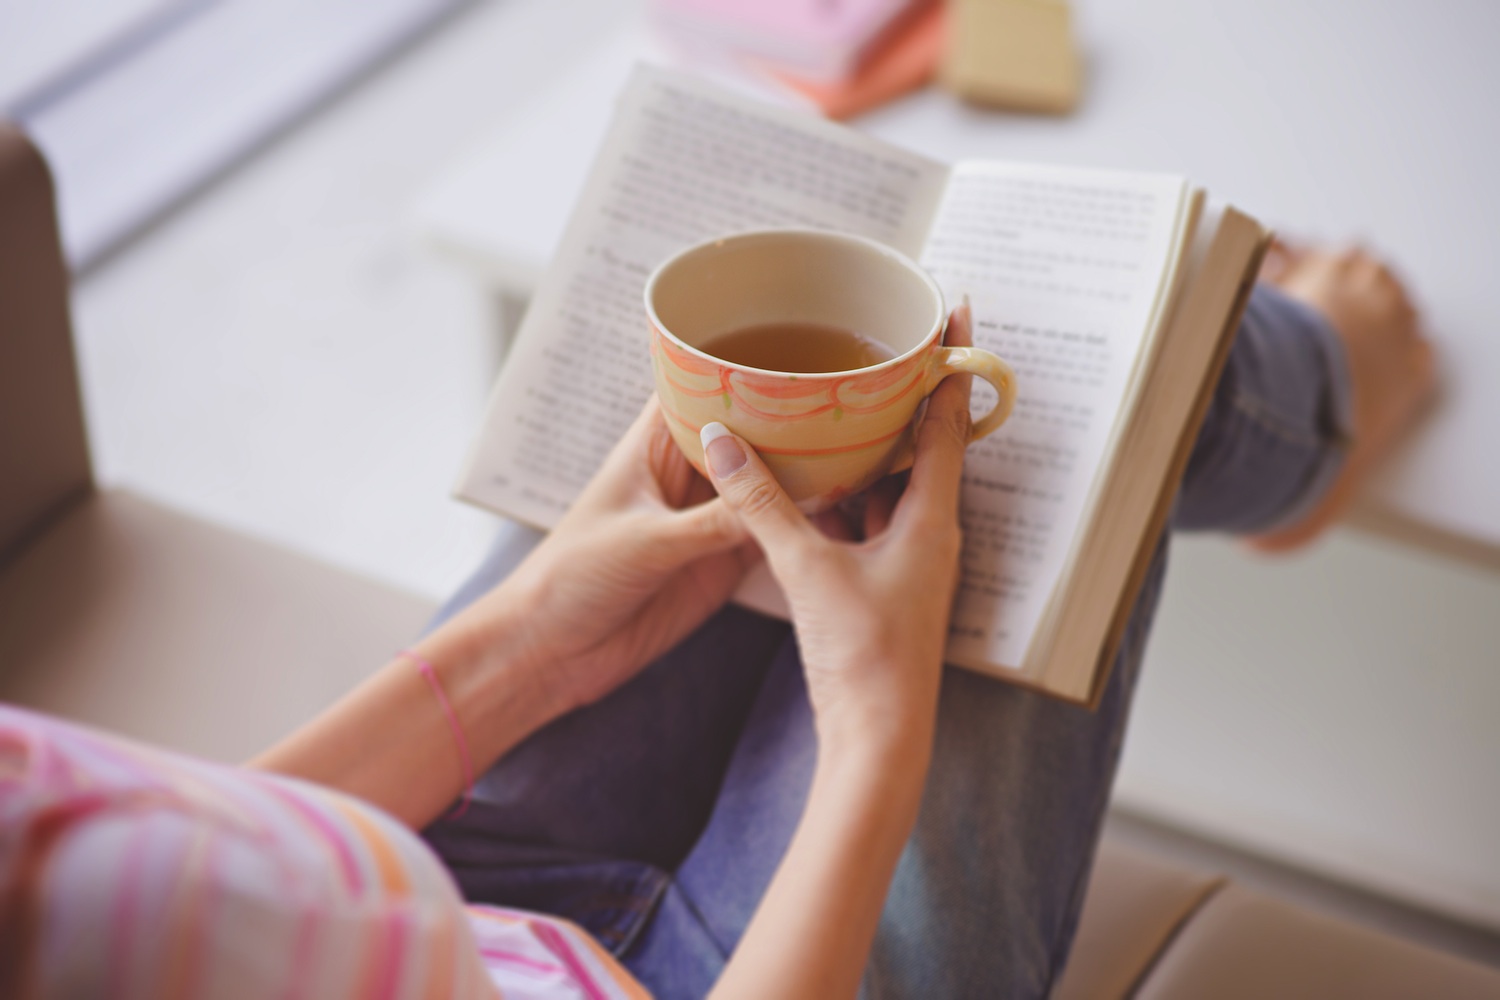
[0,0,470,271]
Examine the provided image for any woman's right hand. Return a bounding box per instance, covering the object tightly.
[701,306,976,757]
[701,306,977,1000]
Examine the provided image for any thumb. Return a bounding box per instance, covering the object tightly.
[700,422,819,564]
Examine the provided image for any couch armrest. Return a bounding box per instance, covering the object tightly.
[0,124,93,564]
[1137,884,1500,999]
[1055,840,1226,999]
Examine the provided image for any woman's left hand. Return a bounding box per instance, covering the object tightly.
[459,397,755,713]
[255,398,750,825]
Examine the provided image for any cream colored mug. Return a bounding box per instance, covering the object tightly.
[645,228,1017,511]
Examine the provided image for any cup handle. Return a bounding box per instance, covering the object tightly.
[928,346,1018,442]
[889,347,1017,473]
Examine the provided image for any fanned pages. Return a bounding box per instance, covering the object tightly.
[457,65,1268,705]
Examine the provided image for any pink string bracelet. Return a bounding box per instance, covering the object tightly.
[400,650,474,819]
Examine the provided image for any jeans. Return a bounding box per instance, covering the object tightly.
[423,285,1352,999]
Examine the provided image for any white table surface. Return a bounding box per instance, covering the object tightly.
[417,0,1500,565]
[72,0,1500,935]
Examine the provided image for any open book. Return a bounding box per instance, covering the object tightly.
[457,65,1269,706]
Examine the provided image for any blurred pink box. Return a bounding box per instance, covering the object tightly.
[650,0,920,83]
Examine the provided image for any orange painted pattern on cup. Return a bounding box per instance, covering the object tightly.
[651,325,931,424]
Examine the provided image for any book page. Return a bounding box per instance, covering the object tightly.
[921,162,1192,675]
[457,65,949,525]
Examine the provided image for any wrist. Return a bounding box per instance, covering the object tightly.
[419,589,572,741]
[808,728,932,857]
[816,709,934,802]
[813,677,939,771]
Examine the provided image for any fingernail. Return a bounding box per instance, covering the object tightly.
[701,422,746,477]
[961,293,972,324]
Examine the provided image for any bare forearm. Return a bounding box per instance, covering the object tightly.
[710,729,933,1000]
[249,590,566,828]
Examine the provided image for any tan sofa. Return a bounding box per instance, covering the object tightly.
[3,125,1497,998]
[1056,838,1499,998]
[0,124,434,762]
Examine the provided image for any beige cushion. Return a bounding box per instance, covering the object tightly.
[1055,840,1226,999]
[0,490,435,762]
[1136,883,1500,999]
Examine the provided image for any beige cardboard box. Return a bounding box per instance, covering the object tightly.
[941,0,1082,114]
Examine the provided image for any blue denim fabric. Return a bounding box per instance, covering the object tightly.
[423,284,1350,998]
[1174,287,1353,534]
[423,522,790,953]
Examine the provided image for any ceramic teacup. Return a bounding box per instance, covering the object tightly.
[645,228,1016,511]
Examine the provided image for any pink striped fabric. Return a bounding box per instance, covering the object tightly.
[0,705,648,1000]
